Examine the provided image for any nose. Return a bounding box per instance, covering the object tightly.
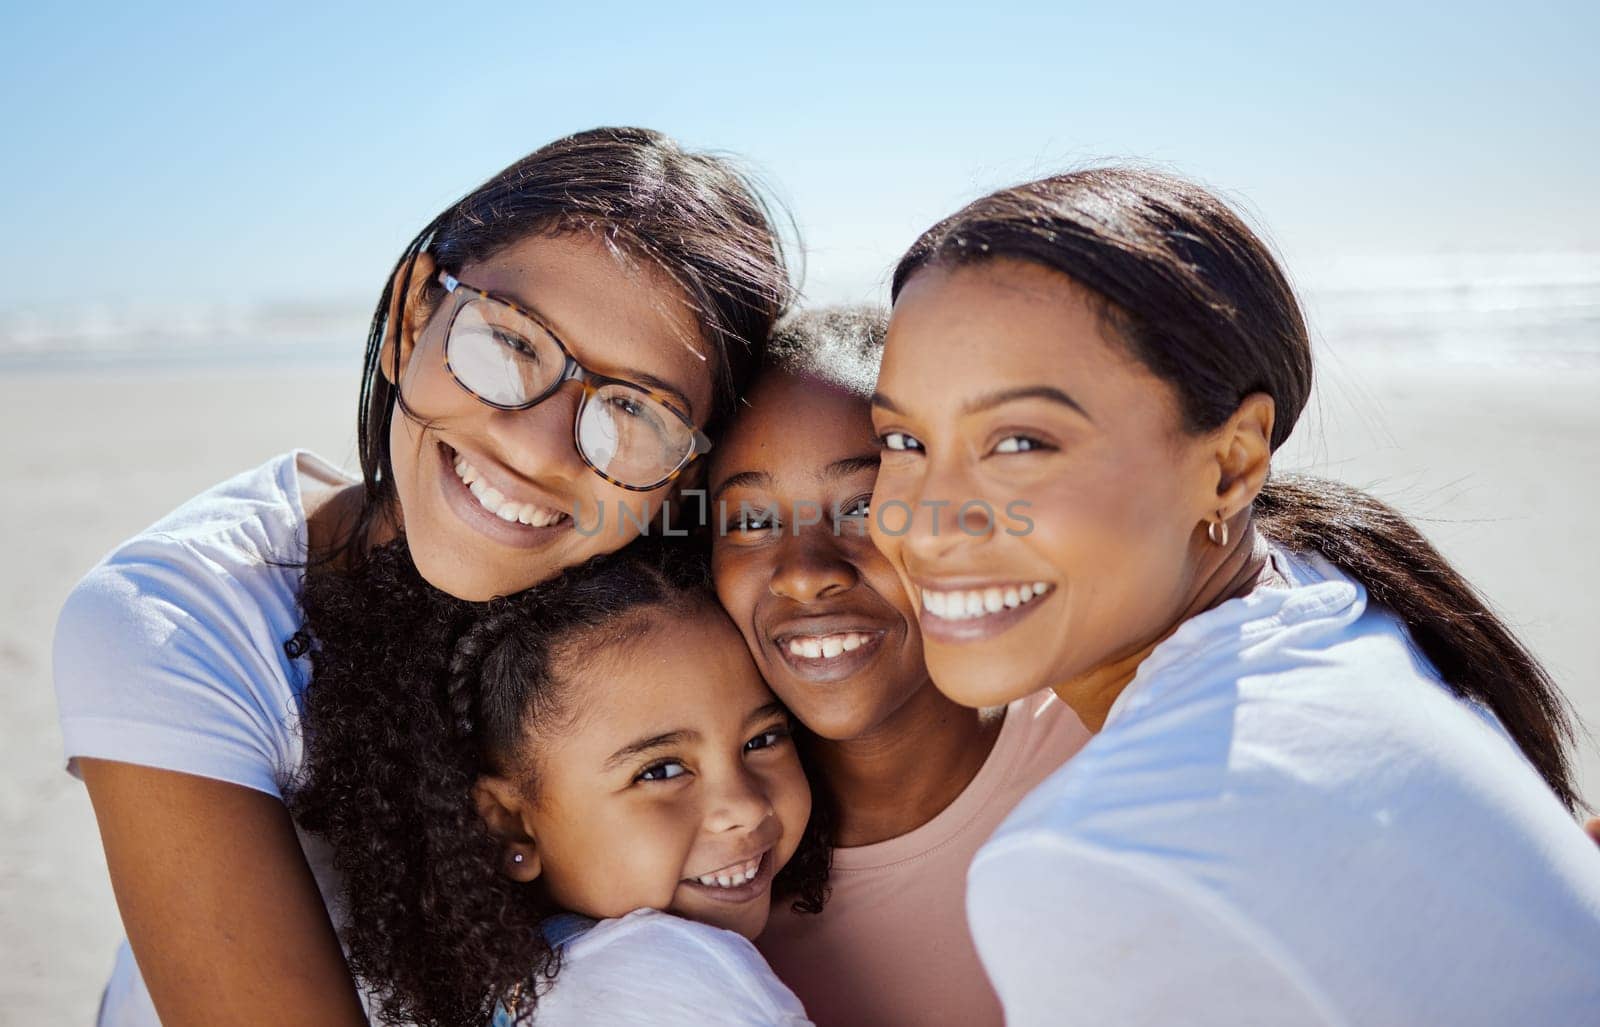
[769,528,859,602]
[704,763,776,836]
[891,456,995,566]
[483,381,585,482]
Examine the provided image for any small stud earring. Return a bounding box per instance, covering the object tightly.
[512,852,525,865]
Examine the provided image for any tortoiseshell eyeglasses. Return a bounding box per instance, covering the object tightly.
[434,271,711,492]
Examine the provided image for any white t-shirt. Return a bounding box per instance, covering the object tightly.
[967,547,1600,1027]
[525,909,811,1025]
[53,451,357,1025]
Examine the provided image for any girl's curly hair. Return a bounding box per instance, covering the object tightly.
[287,538,830,1027]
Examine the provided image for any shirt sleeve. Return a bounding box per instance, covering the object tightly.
[52,537,299,798]
[966,834,1341,1027]
[537,911,813,1026]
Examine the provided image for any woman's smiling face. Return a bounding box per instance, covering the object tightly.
[869,259,1222,709]
[384,231,714,601]
[710,370,930,742]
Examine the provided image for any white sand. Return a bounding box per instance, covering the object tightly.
[1,360,1596,1022]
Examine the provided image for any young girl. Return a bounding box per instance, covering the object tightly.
[870,168,1600,1024]
[290,539,820,1026]
[708,307,1091,1025]
[52,127,791,1025]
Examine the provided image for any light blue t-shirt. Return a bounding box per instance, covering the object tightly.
[967,547,1600,1026]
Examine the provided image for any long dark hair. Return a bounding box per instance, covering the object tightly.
[892,167,1580,811]
[340,126,793,564]
[288,539,830,1027]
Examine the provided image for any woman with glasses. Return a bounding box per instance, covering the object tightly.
[867,168,1600,1024]
[52,126,791,1027]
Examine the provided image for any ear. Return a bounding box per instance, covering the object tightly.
[472,774,543,882]
[377,250,440,388]
[1208,392,1275,521]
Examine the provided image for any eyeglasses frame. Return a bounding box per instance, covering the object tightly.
[434,270,712,492]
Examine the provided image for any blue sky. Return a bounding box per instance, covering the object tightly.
[2,1,1595,312]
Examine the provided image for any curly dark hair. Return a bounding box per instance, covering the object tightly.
[287,538,830,1027]
[762,303,887,401]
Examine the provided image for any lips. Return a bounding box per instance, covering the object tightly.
[912,578,1056,644]
[766,613,892,684]
[453,453,568,527]
[435,442,573,550]
[679,849,774,905]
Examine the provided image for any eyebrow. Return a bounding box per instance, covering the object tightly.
[711,470,772,503]
[709,452,878,504]
[871,387,1090,421]
[482,282,698,419]
[745,701,787,728]
[603,730,697,772]
[600,701,787,772]
[824,454,880,478]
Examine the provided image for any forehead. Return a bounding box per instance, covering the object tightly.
[460,231,714,418]
[552,608,773,749]
[711,372,877,491]
[882,260,1151,415]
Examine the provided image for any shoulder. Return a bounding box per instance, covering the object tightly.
[966,832,1341,1025]
[547,910,810,1025]
[52,452,332,795]
[56,452,314,664]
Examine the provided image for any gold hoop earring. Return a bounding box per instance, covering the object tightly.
[1207,514,1229,547]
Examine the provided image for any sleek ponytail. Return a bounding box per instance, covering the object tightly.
[1254,475,1577,809]
[893,167,1579,810]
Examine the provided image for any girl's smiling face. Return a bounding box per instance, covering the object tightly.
[488,604,811,940]
[870,259,1225,711]
[710,370,930,742]
[384,231,715,601]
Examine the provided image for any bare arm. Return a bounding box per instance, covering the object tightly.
[81,759,367,1027]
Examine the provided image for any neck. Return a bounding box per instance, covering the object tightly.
[306,482,398,572]
[812,681,1004,848]
[1054,523,1282,733]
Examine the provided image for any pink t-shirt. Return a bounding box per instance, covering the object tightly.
[757,690,1091,1026]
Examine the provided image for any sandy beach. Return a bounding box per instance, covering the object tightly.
[2,357,1597,1023]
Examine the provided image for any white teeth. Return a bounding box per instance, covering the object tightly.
[693,856,761,888]
[452,456,567,527]
[784,632,876,661]
[920,583,1054,621]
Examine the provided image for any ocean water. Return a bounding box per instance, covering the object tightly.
[1295,251,1600,370]
[2,252,1597,372]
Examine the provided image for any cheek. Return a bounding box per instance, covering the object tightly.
[867,473,913,568]
[710,550,763,634]
[1025,452,1197,635]
[766,756,814,863]
[543,799,696,914]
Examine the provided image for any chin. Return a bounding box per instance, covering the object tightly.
[922,643,1039,710]
[407,543,497,602]
[783,701,873,743]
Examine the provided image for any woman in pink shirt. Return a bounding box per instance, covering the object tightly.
[709,307,1091,1025]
